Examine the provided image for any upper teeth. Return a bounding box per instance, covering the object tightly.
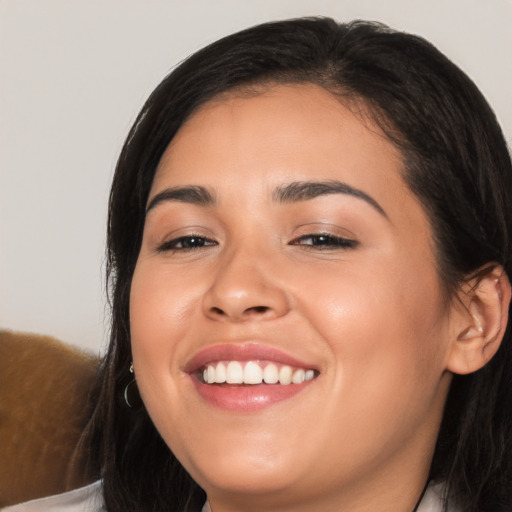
[202,361,315,385]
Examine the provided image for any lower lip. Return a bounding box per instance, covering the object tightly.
[190,377,313,412]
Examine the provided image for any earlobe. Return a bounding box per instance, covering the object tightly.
[447,265,511,375]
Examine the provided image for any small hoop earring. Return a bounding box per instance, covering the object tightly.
[124,362,142,409]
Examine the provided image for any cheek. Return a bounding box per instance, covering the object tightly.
[129,263,202,456]
[129,264,189,402]
[300,262,448,460]
[130,261,199,347]
[301,253,447,395]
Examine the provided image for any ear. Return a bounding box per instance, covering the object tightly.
[446,265,511,375]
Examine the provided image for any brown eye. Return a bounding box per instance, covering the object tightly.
[157,236,217,252]
[290,234,358,250]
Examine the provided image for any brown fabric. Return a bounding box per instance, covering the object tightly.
[0,330,100,507]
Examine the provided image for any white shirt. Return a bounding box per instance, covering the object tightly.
[1,481,103,512]
[1,480,454,512]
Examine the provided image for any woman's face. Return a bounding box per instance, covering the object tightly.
[130,84,455,510]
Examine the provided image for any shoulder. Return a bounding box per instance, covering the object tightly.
[1,480,104,512]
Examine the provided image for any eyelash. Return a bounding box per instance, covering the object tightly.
[156,235,217,253]
[157,233,357,253]
[290,234,358,250]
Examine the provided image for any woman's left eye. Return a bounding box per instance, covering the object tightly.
[157,235,217,253]
[290,234,358,250]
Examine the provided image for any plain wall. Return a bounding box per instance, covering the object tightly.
[1,0,511,354]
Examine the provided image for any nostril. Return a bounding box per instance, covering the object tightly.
[208,304,273,321]
[246,306,270,315]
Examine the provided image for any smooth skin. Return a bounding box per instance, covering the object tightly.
[130,84,510,512]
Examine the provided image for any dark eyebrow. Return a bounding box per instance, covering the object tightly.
[146,185,216,214]
[273,180,388,218]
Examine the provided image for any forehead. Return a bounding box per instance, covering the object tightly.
[153,84,407,201]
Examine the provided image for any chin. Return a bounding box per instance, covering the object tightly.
[181,439,304,497]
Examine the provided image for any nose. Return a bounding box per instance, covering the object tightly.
[202,246,289,322]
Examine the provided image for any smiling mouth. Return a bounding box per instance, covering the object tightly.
[199,360,318,386]
[188,348,320,411]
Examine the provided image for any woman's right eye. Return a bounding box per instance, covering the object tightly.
[156,236,217,253]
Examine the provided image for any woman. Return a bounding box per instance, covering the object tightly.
[7,17,512,512]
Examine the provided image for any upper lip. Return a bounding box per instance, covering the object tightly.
[183,343,319,374]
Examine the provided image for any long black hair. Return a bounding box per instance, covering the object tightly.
[83,17,512,511]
